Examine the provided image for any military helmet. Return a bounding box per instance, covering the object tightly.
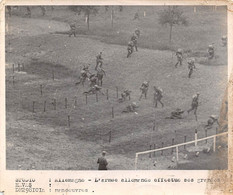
[208,44,214,48]
[132,102,137,107]
[177,48,182,53]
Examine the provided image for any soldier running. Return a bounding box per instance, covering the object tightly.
[221,36,227,47]
[139,81,149,100]
[69,23,76,37]
[187,93,200,121]
[175,48,183,68]
[207,44,214,59]
[135,28,140,38]
[153,86,164,108]
[131,33,138,51]
[95,52,103,70]
[205,115,219,129]
[127,41,134,58]
[187,58,196,78]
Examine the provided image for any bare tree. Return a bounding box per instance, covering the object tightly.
[159,6,188,43]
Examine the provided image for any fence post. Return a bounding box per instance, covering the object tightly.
[135,154,138,170]
[176,146,179,162]
[85,94,88,105]
[112,107,114,118]
[213,136,216,152]
[32,101,35,113]
[40,85,43,96]
[65,98,68,109]
[22,63,25,71]
[18,63,20,72]
[106,89,109,100]
[171,138,174,154]
[205,129,208,143]
[195,129,198,146]
[53,99,56,110]
[67,115,70,127]
[149,145,152,158]
[109,131,112,143]
[154,144,156,157]
[12,63,15,73]
[74,96,77,107]
[116,87,118,98]
[43,100,46,112]
[161,142,164,155]
[184,136,187,149]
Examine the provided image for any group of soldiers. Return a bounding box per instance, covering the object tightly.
[127,29,140,58]
[174,35,227,78]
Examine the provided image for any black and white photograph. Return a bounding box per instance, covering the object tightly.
[5,4,229,171]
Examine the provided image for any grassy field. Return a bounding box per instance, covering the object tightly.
[5,6,228,170]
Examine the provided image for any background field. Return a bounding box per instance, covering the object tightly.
[5,6,228,170]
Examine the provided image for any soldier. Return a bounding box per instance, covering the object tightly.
[207,44,214,59]
[187,58,196,78]
[97,151,108,170]
[122,102,138,113]
[26,6,31,18]
[205,115,219,129]
[127,41,134,58]
[131,33,138,51]
[95,52,103,70]
[84,84,104,95]
[153,86,164,108]
[139,81,149,100]
[221,35,227,47]
[166,108,184,119]
[75,65,90,86]
[89,74,98,87]
[135,28,140,38]
[175,48,183,68]
[40,6,46,16]
[69,23,76,37]
[187,93,200,121]
[133,12,139,20]
[96,67,106,86]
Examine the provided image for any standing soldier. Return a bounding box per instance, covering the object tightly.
[95,52,103,70]
[139,81,149,100]
[97,151,108,170]
[207,44,214,59]
[187,58,196,78]
[135,28,140,38]
[133,12,139,20]
[131,33,138,51]
[127,41,134,58]
[69,23,76,37]
[187,93,200,121]
[221,35,227,47]
[175,48,183,68]
[153,86,164,108]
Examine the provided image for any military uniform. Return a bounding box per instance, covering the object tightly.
[205,115,219,129]
[127,41,134,58]
[222,36,227,47]
[131,34,138,51]
[188,58,196,78]
[208,45,214,59]
[175,49,183,67]
[97,152,108,170]
[122,102,138,113]
[153,87,164,108]
[135,29,140,38]
[167,108,184,119]
[69,24,76,37]
[187,93,200,121]
[139,81,149,100]
[95,52,103,70]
